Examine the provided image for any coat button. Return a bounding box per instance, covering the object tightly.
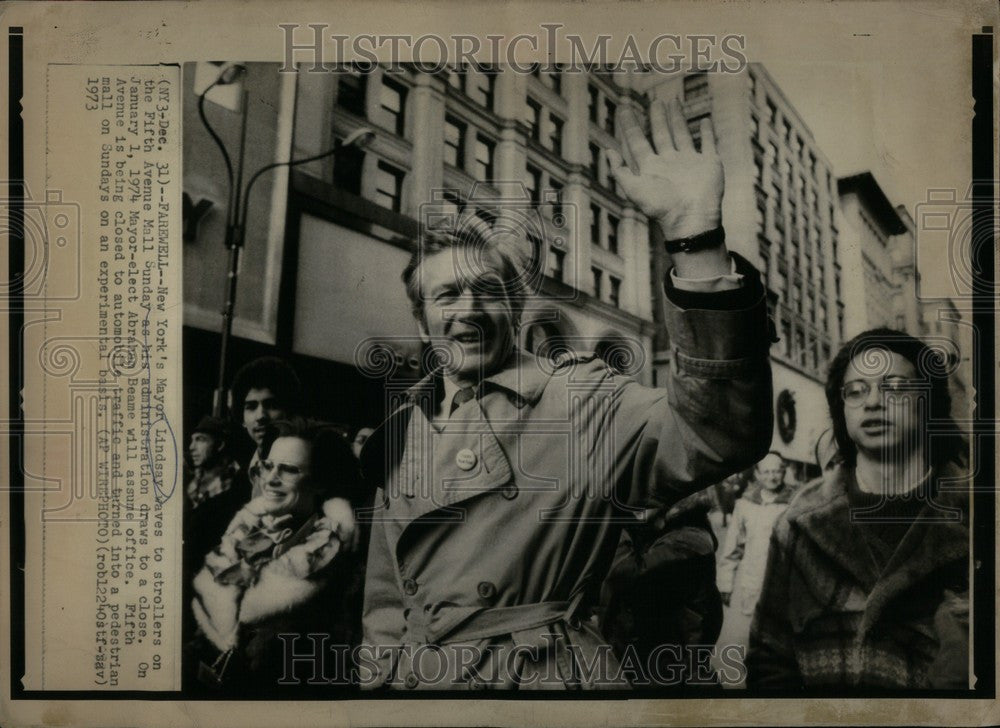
[455,448,477,470]
[405,673,419,689]
[501,483,518,500]
[477,581,496,600]
[403,578,418,596]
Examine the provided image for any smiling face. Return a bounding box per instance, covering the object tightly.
[416,247,517,386]
[242,387,287,450]
[756,453,786,491]
[842,351,922,460]
[259,436,318,518]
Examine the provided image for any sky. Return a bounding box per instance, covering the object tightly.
[737,2,979,300]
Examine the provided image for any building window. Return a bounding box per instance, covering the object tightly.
[607,214,620,254]
[590,203,601,245]
[604,99,616,135]
[332,143,364,195]
[336,72,366,117]
[447,68,463,91]
[550,66,562,95]
[588,84,600,123]
[379,77,407,136]
[796,329,806,367]
[549,114,564,156]
[373,160,404,212]
[687,113,710,152]
[473,134,495,179]
[468,67,495,110]
[771,183,784,230]
[592,267,603,299]
[683,72,709,101]
[443,115,465,168]
[525,97,542,142]
[755,197,766,234]
[758,234,772,281]
[765,98,777,126]
[609,276,621,307]
[781,317,792,358]
[548,246,566,281]
[526,164,542,204]
[441,189,464,216]
[589,142,601,180]
[550,178,564,220]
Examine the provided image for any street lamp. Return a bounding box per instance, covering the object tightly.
[197,64,374,417]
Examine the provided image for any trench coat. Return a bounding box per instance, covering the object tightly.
[716,482,794,613]
[359,255,773,690]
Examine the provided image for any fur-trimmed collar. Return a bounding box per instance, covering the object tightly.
[784,462,969,635]
[192,557,329,652]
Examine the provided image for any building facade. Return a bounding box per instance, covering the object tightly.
[836,172,908,337]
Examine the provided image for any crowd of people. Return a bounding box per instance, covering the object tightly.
[181,98,970,693]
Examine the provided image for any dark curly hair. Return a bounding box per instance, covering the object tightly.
[230,356,302,423]
[260,416,364,506]
[824,327,966,469]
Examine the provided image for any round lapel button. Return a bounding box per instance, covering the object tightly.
[455,448,477,471]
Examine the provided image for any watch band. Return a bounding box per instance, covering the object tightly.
[664,225,725,255]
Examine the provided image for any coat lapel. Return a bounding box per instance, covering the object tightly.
[792,470,881,592]
[858,469,969,635]
[791,465,970,637]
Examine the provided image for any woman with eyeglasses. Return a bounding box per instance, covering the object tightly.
[187,417,365,693]
[747,328,970,690]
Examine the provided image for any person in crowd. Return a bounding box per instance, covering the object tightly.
[351,426,374,460]
[358,97,774,690]
[599,491,723,687]
[715,450,793,682]
[188,417,363,692]
[748,328,969,689]
[230,356,303,497]
[183,416,244,579]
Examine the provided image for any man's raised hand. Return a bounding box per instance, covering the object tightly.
[608,97,724,242]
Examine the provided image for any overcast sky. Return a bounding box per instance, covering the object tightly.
[738,2,977,299]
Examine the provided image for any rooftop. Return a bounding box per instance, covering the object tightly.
[837,172,906,235]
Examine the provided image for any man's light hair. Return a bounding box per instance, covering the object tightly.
[401,222,530,328]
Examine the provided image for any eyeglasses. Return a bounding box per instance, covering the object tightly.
[841,377,920,408]
[259,460,308,483]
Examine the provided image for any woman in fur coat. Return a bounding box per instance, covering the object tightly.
[748,329,970,690]
[188,417,365,693]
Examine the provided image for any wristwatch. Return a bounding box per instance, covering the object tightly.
[664,225,725,255]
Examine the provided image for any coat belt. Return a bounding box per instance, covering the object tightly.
[405,592,586,646]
